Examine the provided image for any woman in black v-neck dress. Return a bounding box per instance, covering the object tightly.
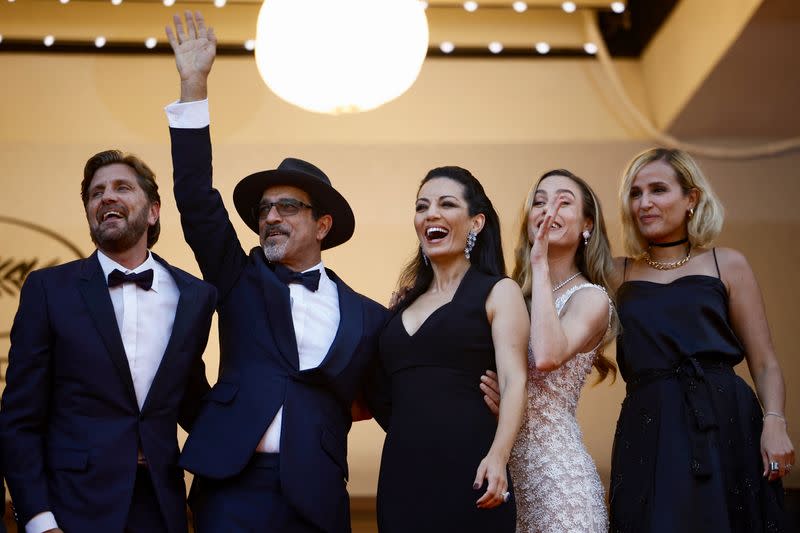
[372,167,528,533]
[609,148,793,533]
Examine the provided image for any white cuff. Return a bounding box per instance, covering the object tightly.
[26,511,59,533]
[165,99,210,128]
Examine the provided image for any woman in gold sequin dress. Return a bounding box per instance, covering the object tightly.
[508,170,618,532]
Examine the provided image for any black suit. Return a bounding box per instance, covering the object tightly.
[170,126,389,533]
[0,252,216,532]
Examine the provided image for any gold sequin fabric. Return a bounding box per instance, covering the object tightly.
[509,283,611,533]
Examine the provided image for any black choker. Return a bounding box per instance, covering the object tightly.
[649,237,688,248]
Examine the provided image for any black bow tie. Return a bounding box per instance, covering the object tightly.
[273,264,321,292]
[107,268,154,291]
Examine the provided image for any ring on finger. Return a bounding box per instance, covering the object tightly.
[502,491,510,503]
[786,464,793,473]
[769,461,780,472]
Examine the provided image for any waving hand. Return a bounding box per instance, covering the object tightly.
[165,11,217,101]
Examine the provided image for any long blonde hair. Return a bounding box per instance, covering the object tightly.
[619,148,725,257]
[512,169,618,383]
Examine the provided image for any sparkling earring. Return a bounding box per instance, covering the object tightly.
[421,244,429,266]
[688,207,695,219]
[582,230,591,246]
[464,230,477,260]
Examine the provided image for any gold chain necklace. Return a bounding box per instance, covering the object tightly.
[643,245,692,271]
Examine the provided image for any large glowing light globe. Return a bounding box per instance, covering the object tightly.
[255,0,429,114]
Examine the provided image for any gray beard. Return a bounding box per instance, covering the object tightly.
[263,240,288,263]
[90,208,150,254]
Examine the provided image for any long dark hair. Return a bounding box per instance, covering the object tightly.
[394,166,505,312]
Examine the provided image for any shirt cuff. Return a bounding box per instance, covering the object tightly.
[165,99,210,128]
[26,511,59,533]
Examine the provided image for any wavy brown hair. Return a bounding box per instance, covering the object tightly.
[82,149,161,249]
[512,169,618,383]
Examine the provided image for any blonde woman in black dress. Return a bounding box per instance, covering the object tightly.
[609,148,794,532]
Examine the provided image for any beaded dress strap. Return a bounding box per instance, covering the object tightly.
[556,283,608,311]
[556,283,613,354]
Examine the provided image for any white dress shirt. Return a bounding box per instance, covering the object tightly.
[256,262,340,452]
[165,98,210,128]
[97,250,180,409]
[27,250,179,533]
[165,100,342,453]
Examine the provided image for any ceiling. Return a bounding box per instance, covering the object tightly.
[1,0,796,140]
[0,0,676,57]
[667,0,800,138]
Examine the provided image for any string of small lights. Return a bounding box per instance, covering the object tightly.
[0,0,625,56]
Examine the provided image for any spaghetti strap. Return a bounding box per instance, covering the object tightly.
[623,257,629,281]
[712,248,721,278]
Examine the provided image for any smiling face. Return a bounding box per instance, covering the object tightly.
[629,160,697,244]
[258,184,331,270]
[415,177,484,262]
[85,163,159,254]
[527,174,591,249]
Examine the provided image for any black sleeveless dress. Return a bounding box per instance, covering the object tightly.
[376,267,516,533]
[609,263,788,532]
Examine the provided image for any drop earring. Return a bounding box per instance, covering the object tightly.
[464,230,477,259]
[421,244,429,266]
[582,230,591,246]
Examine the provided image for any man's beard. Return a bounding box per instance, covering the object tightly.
[263,240,288,262]
[89,206,150,253]
[261,224,290,262]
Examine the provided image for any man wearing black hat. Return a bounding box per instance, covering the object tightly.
[165,12,389,533]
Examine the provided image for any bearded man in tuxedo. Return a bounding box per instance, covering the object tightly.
[1,150,217,533]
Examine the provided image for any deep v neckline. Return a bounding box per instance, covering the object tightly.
[400,267,472,338]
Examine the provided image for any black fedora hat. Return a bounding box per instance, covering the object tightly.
[233,158,355,250]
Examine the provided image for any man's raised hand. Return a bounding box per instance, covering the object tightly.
[165,11,217,101]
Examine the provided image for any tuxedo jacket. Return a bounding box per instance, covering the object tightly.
[0,252,216,532]
[170,127,389,533]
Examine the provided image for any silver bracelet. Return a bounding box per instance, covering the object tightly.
[763,411,787,424]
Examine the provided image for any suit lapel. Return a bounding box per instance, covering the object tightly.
[78,252,138,407]
[314,269,363,378]
[251,248,300,369]
[141,254,199,413]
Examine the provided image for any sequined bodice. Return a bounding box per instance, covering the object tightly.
[510,283,611,533]
[526,283,609,415]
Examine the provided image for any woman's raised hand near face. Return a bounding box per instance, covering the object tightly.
[530,193,568,265]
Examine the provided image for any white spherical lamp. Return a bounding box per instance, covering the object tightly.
[255,0,429,114]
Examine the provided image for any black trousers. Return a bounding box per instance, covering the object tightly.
[125,465,168,533]
[189,453,323,533]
